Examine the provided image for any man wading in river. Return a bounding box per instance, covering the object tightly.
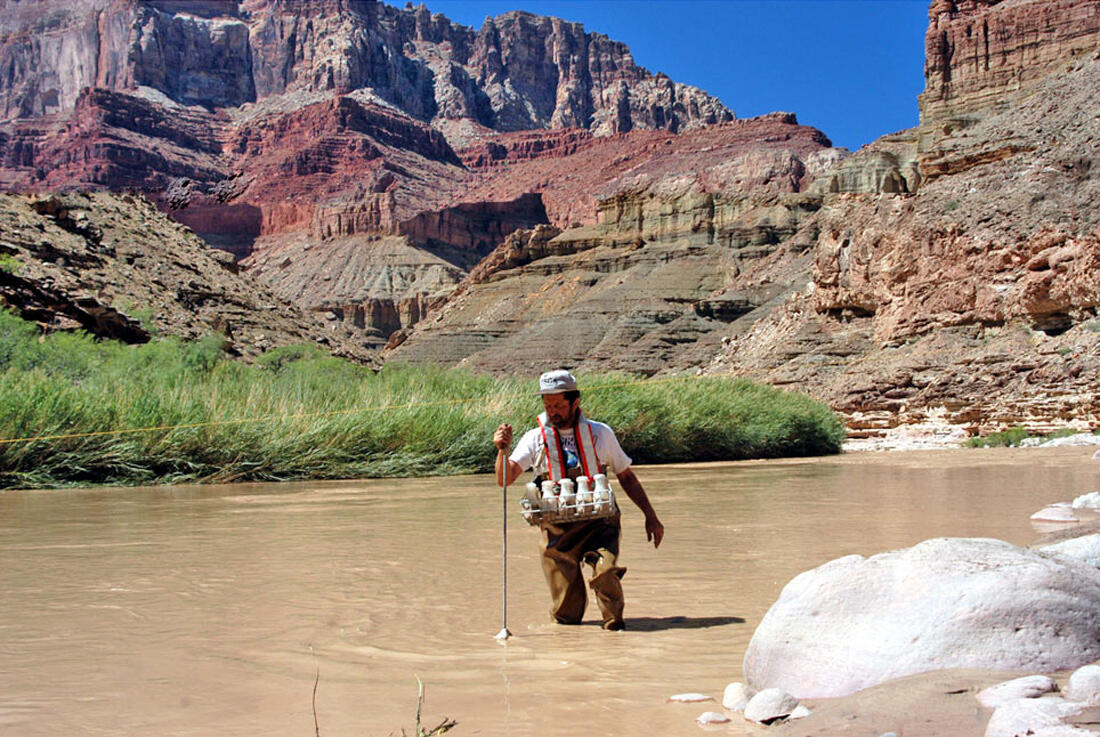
[493,369,664,630]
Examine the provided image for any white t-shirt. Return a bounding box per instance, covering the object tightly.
[509,420,632,477]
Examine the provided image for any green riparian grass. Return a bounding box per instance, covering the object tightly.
[0,309,845,489]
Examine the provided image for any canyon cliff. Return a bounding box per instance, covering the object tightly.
[389,0,1100,435]
[0,0,1097,436]
[0,0,734,347]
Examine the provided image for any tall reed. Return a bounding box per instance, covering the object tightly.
[0,310,844,489]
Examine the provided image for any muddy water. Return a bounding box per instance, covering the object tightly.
[1,447,1097,736]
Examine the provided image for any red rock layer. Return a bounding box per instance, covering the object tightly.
[454,113,834,228]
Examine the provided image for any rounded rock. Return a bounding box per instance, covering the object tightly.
[1066,664,1100,704]
[722,682,752,711]
[985,698,1082,737]
[1039,534,1100,568]
[744,687,799,724]
[977,675,1059,708]
[1031,506,1079,523]
[1072,492,1100,510]
[695,711,730,724]
[744,538,1100,698]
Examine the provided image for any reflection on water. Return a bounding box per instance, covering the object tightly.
[1,448,1096,736]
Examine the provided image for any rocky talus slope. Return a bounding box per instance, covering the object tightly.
[0,191,374,363]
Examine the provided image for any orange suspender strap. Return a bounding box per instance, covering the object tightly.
[573,418,592,480]
[537,415,568,481]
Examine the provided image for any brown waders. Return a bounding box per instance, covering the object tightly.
[539,514,628,629]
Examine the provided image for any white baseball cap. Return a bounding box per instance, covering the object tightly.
[537,369,578,395]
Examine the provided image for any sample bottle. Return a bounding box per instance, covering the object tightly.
[559,478,576,514]
[524,481,541,508]
[520,497,536,523]
[593,474,611,512]
[575,476,592,514]
[541,480,559,512]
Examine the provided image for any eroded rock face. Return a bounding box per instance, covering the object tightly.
[701,1,1100,434]
[384,116,832,372]
[743,538,1100,699]
[0,0,731,137]
[919,0,1100,168]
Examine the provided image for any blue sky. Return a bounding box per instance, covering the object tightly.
[385,0,929,151]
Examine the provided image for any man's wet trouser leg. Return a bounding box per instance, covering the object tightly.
[588,549,627,630]
[540,517,627,629]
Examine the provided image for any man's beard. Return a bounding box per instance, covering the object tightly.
[549,410,577,429]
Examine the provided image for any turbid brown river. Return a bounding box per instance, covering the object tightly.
[2,447,1097,737]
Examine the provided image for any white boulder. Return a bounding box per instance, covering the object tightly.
[722,682,751,711]
[985,698,1083,737]
[1072,492,1100,510]
[743,687,799,724]
[978,675,1060,708]
[1039,534,1100,568]
[743,538,1100,698]
[1066,664,1100,704]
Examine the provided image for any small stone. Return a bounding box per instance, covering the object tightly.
[695,711,730,724]
[1066,664,1100,703]
[668,692,712,703]
[977,675,1059,708]
[744,688,799,724]
[789,704,812,719]
[722,682,751,711]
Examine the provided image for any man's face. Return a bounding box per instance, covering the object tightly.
[542,393,578,429]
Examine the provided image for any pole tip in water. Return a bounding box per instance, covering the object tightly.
[494,627,512,641]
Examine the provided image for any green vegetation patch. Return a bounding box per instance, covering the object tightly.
[0,253,23,275]
[0,310,844,489]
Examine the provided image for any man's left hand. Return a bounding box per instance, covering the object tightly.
[645,516,664,549]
